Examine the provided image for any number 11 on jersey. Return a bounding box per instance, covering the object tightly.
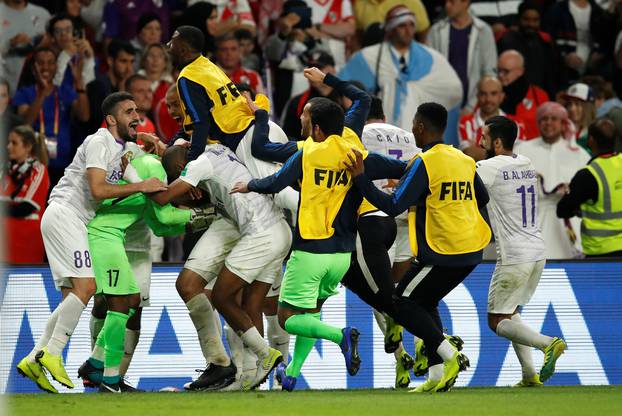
[516,185,536,227]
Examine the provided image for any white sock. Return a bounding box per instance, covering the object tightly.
[47,293,86,356]
[512,342,537,379]
[496,314,552,350]
[225,324,245,379]
[28,306,61,362]
[242,346,258,380]
[266,315,290,364]
[92,344,105,362]
[119,329,140,376]
[436,339,457,362]
[89,315,105,350]
[428,363,443,382]
[240,326,270,359]
[214,310,222,338]
[372,309,387,335]
[186,294,230,366]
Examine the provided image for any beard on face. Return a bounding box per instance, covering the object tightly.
[118,119,139,142]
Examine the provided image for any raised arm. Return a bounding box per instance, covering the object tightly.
[250,108,300,163]
[244,150,303,194]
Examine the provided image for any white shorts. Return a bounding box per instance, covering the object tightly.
[185,217,292,286]
[236,122,299,214]
[127,250,152,307]
[389,219,412,264]
[41,202,94,289]
[487,259,546,314]
[266,268,284,298]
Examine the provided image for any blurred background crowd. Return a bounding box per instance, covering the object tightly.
[2,0,621,264]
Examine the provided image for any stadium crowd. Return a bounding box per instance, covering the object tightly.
[2,0,622,265]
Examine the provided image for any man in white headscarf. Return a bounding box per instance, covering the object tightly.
[514,102,590,259]
[338,5,462,144]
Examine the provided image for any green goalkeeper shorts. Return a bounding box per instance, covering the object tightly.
[278,250,351,310]
[90,235,139,297]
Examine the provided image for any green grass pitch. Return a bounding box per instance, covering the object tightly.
[7,386,622,416]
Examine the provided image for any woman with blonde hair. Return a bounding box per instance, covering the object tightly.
[560,83,596,141]
[138,43,174,114]
[2,125,50,263]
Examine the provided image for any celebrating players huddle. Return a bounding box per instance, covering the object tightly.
[17,26,566,395]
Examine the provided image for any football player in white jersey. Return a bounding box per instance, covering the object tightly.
[477,115,567,386]
[16,92,167,393]
[150,144,291,391]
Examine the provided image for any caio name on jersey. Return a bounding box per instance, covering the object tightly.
[314,169,349,188]
[440,181,473,200]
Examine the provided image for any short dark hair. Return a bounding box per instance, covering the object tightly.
[308,97,344,137]
[107,38,136,59]
[125,73,149,92]
[485,115,518,150]
[518,0,541,17]
[588,118,617,150]
[368,96,385,121]
[102,92,135,117]
[32,46,57,61]
[416,102,447,134]
[215,32,238,47]
[47,13,74,37]
[176,25,205,53]
[234,28,254,42]
[162,145,188,182]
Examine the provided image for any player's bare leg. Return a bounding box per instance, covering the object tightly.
[177,268,234,391]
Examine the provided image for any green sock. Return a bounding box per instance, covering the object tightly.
[102,310,129,385]
[284,312,343,346]
[285,313,319,378]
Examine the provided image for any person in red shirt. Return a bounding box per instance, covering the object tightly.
[215,33,265,94]
[497,50,549,140]
[2,125,50,263]
[459,76,526,160]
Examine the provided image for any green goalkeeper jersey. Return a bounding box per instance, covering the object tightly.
[87,154,190,241]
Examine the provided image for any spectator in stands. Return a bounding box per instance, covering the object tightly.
[0,79,24,138]
[280,50,339,139]
[45,13,96,88]
[560,82,596,141]
[13,47,89,187]
[586,76,622,118]
[459,76,525,161]
[354,0,430,42]
[85,39,136,131]
[497,0,559,97]
[0,0,51,94]
[557,118,622,258]
[427,0,497,112]
[138,43,173,114]
[339,5,462,138]
[544,0,614,81]
[498,49,549,140]
[125,74,157,136]
[265,3,327,117]
[80,0,107,42]
[235,28,260,72]
[178,1,218,56]
[59,0,97,48]
[215,33,265,94]
[103,0,169,43]
[2,125,49,263]
[131,12,163,71]
[154,84,184,144]
[515,102,590,259]
[208,0,257,37]
[304,0,355,70]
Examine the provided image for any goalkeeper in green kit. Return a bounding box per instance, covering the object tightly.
[78,153,214,393]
